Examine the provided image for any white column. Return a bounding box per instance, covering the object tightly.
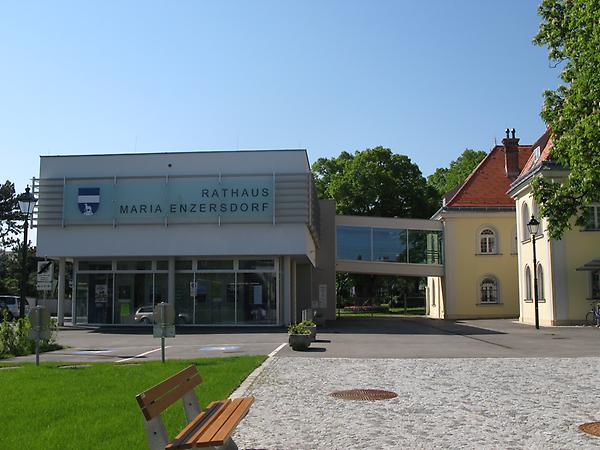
[282,256,291,325]
[291,260,297,323]
[71,260,77,325]
[168,257,175,304]
[57,258,66,326]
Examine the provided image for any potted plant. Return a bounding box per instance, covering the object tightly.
[301,319,317,342]
[288,323,311,351]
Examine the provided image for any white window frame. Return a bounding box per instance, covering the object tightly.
[536,263,545,300]
[479,228,497,254]
[521,202,531,241]
[524,265,532,301]
[585,204,600,230]
[480,276,499,304]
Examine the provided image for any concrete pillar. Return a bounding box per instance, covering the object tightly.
[282,256,291,325]
[291,261,297,323]
[57,258,66,326]
[168,257,175,304]
[71,260,77,325]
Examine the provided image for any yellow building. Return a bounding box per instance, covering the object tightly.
[427,130,532,319]
[508,129,600,325]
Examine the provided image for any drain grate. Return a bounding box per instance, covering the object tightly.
[579,422,600,437]
[330,389,398,401]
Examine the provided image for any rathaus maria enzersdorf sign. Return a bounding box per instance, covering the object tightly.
[63,176,274,225]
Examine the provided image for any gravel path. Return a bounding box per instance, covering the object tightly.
[233,357,600,449]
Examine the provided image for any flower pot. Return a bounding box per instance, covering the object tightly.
[307,325,317,342]
[288,333,311,351]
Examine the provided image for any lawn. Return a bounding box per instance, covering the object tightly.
[337,306,426,317]
[0,356,265,450]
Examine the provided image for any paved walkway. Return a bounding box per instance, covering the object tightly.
[7,317,600,448]
[233,356,600,449]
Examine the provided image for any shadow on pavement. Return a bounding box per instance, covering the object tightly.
[319,316,506,336]
[71,316,506,337]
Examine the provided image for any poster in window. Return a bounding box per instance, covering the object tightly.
[252,285,263,305]
[95,284,108,303]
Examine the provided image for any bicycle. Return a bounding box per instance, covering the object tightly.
[585,303,600,326]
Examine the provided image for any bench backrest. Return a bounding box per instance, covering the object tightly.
[136,365,202,420]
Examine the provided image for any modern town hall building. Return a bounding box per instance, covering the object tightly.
[34,150,337,326]
[34,148,446,327]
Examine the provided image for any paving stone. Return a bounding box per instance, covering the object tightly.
[234,357,600,450]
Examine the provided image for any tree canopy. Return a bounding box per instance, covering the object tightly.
[532,0,600,239]
[427,149,486,197]
[312,146,438,219]
[0,180,22,249]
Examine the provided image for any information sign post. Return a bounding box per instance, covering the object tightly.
[153,302,175,363]
[28,306,50,366]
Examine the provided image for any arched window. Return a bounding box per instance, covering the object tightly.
[522,202,530,241]
[524,265,532,300]
[479,229,496,254]
[531,201,541,236]
[536,264,545,300]
[480,277,499,304]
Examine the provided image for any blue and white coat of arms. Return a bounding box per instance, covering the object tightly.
[78,188,100,216]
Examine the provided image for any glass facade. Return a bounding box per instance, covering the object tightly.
[75,258,278,325]
[336,225,443,265]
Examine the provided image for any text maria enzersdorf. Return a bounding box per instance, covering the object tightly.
[118,187,271,215]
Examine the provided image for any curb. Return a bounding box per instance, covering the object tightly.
[230,342,286,398]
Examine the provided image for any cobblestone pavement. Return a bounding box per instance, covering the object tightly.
[233,357,600,449]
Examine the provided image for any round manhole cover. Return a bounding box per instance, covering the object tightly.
[330,389,398,401]
[579,422,600,437]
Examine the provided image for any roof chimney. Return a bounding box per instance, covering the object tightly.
[502,128,520,179]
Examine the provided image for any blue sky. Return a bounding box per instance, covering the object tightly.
[1,1,558,195]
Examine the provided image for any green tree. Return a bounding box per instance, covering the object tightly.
[312,146,439,218]
[0,181,22,249]
[427,149,486,197]
[532,0,600,239]
[315,147,438,306]
[0,246,39,296]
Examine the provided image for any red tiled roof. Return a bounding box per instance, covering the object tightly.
[445,144,532,207]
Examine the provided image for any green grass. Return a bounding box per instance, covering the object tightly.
[0,356,265,450]
[337,306,426,317]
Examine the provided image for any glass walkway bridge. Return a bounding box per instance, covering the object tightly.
[335,215,444,277]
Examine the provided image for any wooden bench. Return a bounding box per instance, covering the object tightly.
[136,365,254,450]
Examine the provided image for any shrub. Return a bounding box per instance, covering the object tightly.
[288,323,310,335]
[342,305,390,314]
[0,311,60,358]
[300,320,316,327]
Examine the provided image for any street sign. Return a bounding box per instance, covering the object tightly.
[36,281,53,291]
[29,306,51,340]
[154,302,175,327]
[153,302,175,362]
[153,324,176,338]
[36,261,54,283]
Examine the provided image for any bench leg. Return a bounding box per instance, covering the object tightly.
[143,416,169,450]
[205,437,238,450]
[181,390,201,423]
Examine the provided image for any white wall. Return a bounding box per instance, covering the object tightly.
[37,222,314,259]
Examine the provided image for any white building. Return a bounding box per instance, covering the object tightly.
[34,149,336,326]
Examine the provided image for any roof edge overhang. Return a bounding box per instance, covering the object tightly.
[507,162,568,198]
